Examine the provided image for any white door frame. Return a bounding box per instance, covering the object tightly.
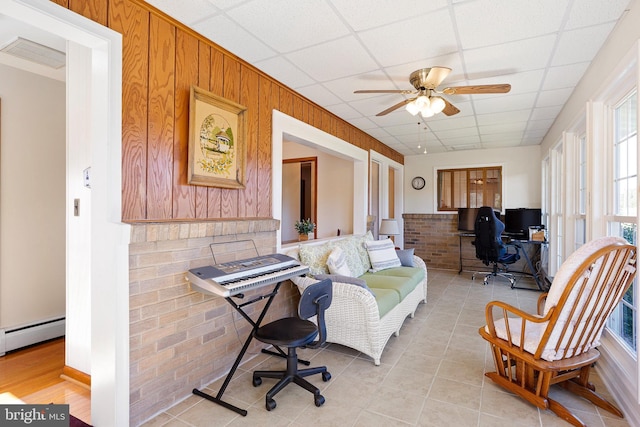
[1,1,129,425]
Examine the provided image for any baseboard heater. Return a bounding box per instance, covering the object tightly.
[0,317,65,356]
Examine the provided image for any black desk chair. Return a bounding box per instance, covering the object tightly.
[472,206,521,286]
[252,279,333,411]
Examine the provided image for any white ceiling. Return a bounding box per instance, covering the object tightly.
[146,0,631,156]
[0,1,631,156]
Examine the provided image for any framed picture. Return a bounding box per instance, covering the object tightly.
[188,86,247,188]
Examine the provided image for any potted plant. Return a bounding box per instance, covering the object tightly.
[294,218,316,241]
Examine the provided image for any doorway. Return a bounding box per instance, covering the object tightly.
[1,1,129,425]
[282,157,317,243]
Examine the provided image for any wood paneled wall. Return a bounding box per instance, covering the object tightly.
[52,0,404,222]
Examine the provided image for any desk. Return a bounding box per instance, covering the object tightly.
[458,233,548,291]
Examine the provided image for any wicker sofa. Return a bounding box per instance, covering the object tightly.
[284,233,427,365]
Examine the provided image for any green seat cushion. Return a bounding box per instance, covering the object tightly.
[369,287,400,317]
[373,266,425,281]
[360,272,420,300]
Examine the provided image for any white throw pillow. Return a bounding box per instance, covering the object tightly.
[365,239,401,272]
[326,246,352,276]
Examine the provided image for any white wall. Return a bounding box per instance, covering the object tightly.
[283,140,353,239]
[403,145,542,213]
[0,63,66,329]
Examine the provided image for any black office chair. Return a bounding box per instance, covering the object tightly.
[472,206,521,286]
[252,279,333,411]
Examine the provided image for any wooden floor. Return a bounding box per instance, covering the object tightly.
[0,338,91,424]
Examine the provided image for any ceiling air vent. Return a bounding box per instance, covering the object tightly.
[0,37,65,69]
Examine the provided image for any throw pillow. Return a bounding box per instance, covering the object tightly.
[298,242,333,276]
[396,248,415,267]
[330,238,366,277]
[314,274,374,295]
[326,246,352,276]
[365,239,402,272]
[347,232,373,273]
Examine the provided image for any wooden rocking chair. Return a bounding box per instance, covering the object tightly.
[479,236,637,427]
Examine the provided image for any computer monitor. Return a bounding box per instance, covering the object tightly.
[504,208,542,239]
[458,207,501,231]
[457,208,479,231]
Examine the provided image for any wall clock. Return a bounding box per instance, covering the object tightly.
[411,176,425,190]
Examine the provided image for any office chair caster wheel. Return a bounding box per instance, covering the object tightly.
[314,394,325,407]
[266,398,276,411]
[322,372,331,382]
[252,376,262,387]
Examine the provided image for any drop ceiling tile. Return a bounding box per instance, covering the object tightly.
[205,0,246,11]
[564,0,631,30]
[253,56,315,88]
[358,10,458,67]
[526,118,556,132]
[296,84,343,106]
[432,126,480,139]
[329,0,448,32]
[347,116,379,130]
[536,88,574,107]
[324,102,361,120]
[146,0,219,25]
[455,0,569,50]
[496,70,546,95]
[476,110,531,126]
[530,105,563,121]
[542,62,590,90]
[324,71,400,102]
[479,122,527,135]
[464,35,557,77]
[426,116,478,131]
[473,93,537,114]
[193,15,276,62]
[285,36,378,82]
[225,0,349,53]
[551,23,615,67]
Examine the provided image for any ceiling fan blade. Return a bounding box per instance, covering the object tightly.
[441,84,511,95]
[424,66,452,88]
[354,89,415,94]
[376,98,415,116]
[442,99,460,116]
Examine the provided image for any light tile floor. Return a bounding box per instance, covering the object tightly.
[141,269,630,427]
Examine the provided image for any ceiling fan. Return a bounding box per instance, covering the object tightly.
[354,67,511,117]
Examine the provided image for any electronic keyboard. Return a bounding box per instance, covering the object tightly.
[186,253,309,297]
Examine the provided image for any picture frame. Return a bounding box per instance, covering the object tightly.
[188,86,247,188]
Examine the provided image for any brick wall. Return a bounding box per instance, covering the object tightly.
[403,213,537,273]
[128,220,299,425]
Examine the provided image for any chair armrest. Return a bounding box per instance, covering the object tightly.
[537,293,548,316]
[484,300,552,346]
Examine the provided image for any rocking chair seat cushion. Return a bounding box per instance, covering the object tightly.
[489,317,552,360]
[543,236,627,315]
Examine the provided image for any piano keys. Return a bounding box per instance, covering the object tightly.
[187,253,309,298]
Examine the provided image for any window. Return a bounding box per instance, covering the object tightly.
[575,135,587,250]
[437,166,502,211]
[607,89,638,352]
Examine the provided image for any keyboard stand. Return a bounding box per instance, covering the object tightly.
[192,282,284,416]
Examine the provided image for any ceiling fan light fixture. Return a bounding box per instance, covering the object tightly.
[420,107,434,118]
[405,101,421,115]
[429,96,446,114]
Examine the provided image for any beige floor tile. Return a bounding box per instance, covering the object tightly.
[366,386,426,424]
[142,269,628,427]
[417,398,479,427]
[429,377,482,411]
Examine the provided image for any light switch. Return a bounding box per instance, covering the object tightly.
[83,167,91,188]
